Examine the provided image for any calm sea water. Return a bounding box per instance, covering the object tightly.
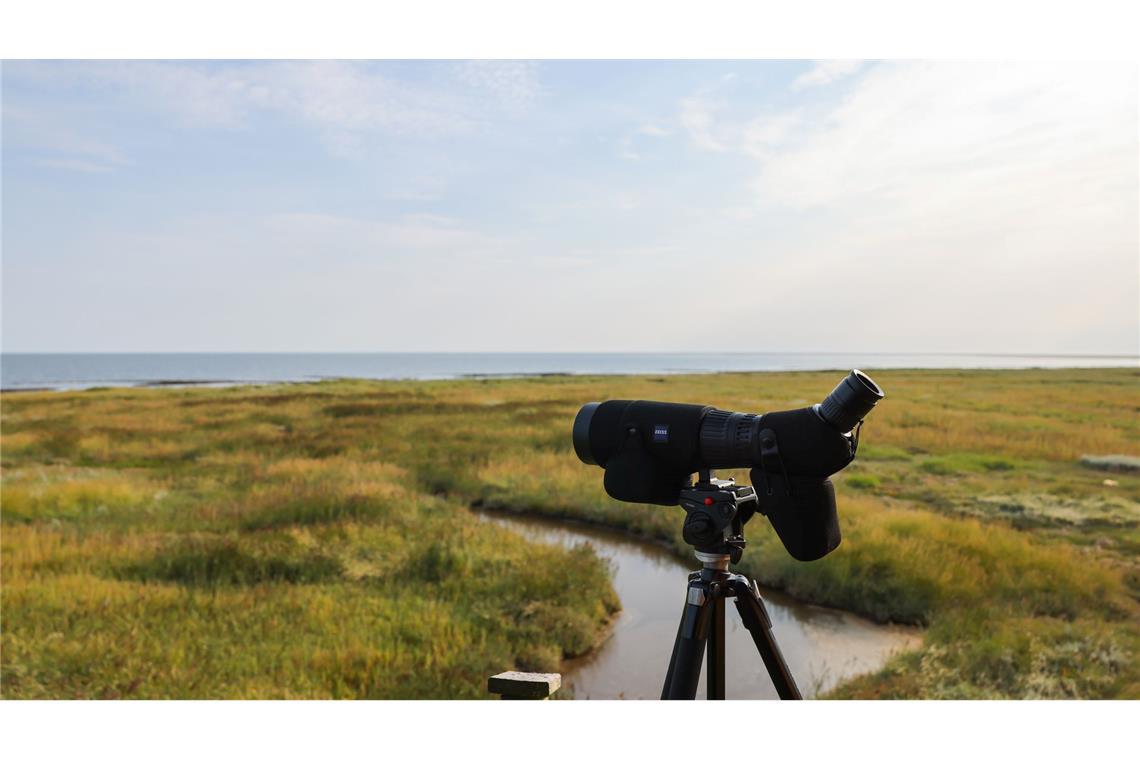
[1,352,1135,391]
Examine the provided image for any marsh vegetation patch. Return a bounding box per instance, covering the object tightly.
[966,492,1140,528]
[121,538,345,586]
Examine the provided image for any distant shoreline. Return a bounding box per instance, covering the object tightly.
[2,362,1137,394]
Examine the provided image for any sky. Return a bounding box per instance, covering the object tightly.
[2,60,1137,354]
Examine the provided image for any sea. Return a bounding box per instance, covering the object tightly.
[1,352,1135,392]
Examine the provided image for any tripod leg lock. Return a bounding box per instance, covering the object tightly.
[681,585,712,640]
[729,577,773,631]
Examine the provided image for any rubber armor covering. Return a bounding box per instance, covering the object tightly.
[594,400,710,506]
[748,407,856,561]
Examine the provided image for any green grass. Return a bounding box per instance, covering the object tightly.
[918,453,1020,475]
[3,368,1139,698]
[1,422,619,698]
[844,474,882,490]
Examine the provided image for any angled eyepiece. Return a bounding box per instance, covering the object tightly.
[815,370,884,432]
[573,402,600,464]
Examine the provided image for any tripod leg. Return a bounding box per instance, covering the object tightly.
[660,613,684,699]
[661,584,712,700]
[706,595,725,699]
[732,579,803,700]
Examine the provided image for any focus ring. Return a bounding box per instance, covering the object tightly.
[699,409,759,468]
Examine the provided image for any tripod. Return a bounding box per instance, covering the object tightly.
[660,473,803,700]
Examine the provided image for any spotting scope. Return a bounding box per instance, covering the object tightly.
[571,370,884,560]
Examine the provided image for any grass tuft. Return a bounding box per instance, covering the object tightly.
[122,538,344,586]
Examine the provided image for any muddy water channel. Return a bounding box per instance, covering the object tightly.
[482,511,920,700]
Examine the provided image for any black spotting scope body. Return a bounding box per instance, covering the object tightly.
[571,370,884,561]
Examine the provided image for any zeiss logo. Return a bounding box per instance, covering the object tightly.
[653,424,669,443]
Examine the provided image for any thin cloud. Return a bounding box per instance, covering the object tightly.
[3,103,132,172]
[792,59,864,89]
[3,60,538,158]
[32,158,117,173]
[261,211,515,261]
[679,96,725,151]
[753,62,1136,211]
[454,60,541,104]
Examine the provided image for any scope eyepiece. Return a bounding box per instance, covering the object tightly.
[815,369,884,432]
[572,401,600,465]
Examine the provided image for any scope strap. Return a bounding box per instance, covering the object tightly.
[755,428,792,497]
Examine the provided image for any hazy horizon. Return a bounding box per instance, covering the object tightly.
[5,350,1134,392]
[3,60,1137,355]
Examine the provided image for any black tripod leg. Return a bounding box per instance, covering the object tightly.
[660,613,684,699]
[661,584,712,700]
[732,579,803,700]
[706,595,725,699]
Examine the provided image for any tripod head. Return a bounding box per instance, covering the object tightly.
[679,470,759,564]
